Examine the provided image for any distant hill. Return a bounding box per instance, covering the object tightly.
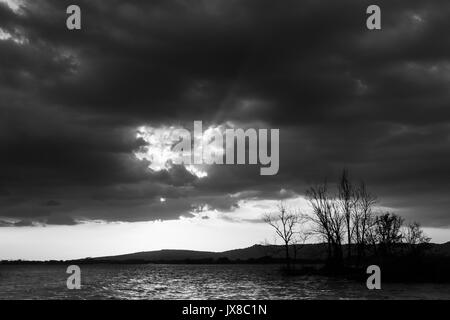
[95,249,218,262]
[2,242,450,265]
[83,242,450,264]
[84,243,329,263]
[428,241,450,256]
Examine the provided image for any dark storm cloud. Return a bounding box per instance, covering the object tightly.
[0,0,449,226]
[43,200,61,207]
[0,219,35,227]
[12,219,34,227]
[45,215,77,226]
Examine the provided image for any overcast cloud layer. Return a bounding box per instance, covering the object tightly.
[0,0,449,227]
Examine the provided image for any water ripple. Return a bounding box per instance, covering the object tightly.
[0,264,449,300]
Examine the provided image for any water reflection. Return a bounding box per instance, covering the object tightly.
[0,264,448,299]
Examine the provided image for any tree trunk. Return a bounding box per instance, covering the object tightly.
[284,242,290,270]
[347,222,351,259]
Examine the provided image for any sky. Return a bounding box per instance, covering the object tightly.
[0,0,449,260]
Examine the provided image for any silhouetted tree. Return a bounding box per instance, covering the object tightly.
[303,170,434,271]
[306,183,345,266]
[352,181,377,262]
[264,203,306,270]
[373,212,404,256]
[338,169,353,259]
[403,222,431,255]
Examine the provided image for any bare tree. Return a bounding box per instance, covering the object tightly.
[303,170,434,271]
[264,203,306,270]
[403,222,431,255]
[338,169,353,259]
[306,183,345,266]
[365,213,379,256]
[352,181,377,262]
[373,212,404,256]
[404,222,430,245]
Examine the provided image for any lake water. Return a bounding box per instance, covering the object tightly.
[0,264,449,299]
